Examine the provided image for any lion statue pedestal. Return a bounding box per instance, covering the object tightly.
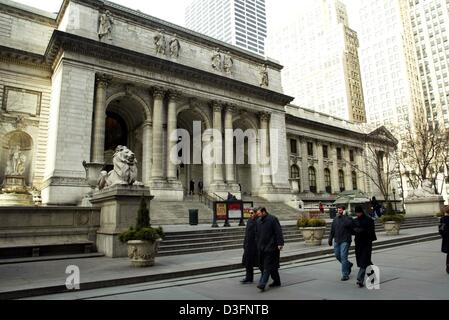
[90,146,152,258]
[405,180,444,217]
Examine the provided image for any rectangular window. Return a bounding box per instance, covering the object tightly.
[290,139,297,154]
[350,150,354,162]
[323,145,328,158]
[337,147,342,160]
[307,142,314,157]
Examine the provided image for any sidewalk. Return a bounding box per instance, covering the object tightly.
[0,226,440,299]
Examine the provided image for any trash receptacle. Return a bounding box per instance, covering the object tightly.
[189,209,198,225]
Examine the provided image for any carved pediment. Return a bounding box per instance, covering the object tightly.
[367,126,398,146]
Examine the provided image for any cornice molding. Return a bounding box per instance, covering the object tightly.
[0,2,57,27]
[0,45,51,72]
[44,31,293,107]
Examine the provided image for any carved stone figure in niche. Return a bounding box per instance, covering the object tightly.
[260,64,269,87]
[169,34,181,58]
[223,51,233,74]
[98,145,143,190]
[98,10,114,41]
[5,145,26,176]
[154,29,167,55]
[211,48,222,71]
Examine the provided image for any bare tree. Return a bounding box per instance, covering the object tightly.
[344,129,400,211]
[399,113,449,194]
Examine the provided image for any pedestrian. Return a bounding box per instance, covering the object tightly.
[189,179,195,195]
[198,180,203,201]
[319,202,324,215]
[328,205,354,281]
[240,208,258,283]
[352,205,377,287]
[255,207,284,291]
[370,196,381,218]
[439,206,449,274]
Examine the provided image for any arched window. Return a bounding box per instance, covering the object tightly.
[309,166,317,193]
[290,165,300,179]
[324,168,332,193]
[339,170,345,192]
[352,171,358,190]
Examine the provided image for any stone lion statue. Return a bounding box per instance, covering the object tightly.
[407,179,435,199]
[98,146,142,190]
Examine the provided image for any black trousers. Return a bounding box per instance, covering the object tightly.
[446,253,449,267]
[245,266,254,281]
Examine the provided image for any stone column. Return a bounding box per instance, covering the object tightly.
[356,148,365,191]
[212,102,224,183]
[330,144,340,193]
[300,139,310,192]
[91,74,111,163]
[151,87,165,180]
[316,141,325,193]
[142,121,152,185]
[345,147,353,191]
[259,112,272,186]
[166,91,179,181]
[224,105,235,183]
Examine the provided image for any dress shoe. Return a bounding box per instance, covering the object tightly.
[356,281,364,288]
[268,282,281,288]
[240,279,253,284]
[256,284,265,291]
[446,265,449,274]
[341,276,349,281]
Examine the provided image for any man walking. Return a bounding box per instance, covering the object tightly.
[255,207,284,291]
[352,206,377,287]
[240,208,258,283]
[328,205,354,281]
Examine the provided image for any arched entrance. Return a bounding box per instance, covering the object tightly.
[176,106,211,195]
[233,116,260,197]
[104,94,149,181]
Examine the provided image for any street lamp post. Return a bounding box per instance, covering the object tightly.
[392,188,397,213]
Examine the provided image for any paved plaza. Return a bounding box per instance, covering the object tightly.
[8,236,448,300]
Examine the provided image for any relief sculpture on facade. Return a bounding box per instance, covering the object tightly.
[98,10,114,41]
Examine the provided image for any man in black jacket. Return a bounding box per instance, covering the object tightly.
[328,205,354,281]
[241,208,258,283]
[255,207,284,291]
[353,205,377,287]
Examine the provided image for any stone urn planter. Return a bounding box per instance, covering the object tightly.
[382,221,401,236]
[379,214,405,236]
[299,227,326,246]
[127,239,161,267]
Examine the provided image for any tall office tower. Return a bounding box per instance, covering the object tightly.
[357,0,425,136]
[409,0,449,128]
[266,0,366,123]
[185,0,267,55]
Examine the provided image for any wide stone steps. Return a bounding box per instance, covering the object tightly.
[157,216,440,256]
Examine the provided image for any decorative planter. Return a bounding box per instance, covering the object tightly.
[383,221,401,236]
[127,239,161,267]
[299,227,326,246]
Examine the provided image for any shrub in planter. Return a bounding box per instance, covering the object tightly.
[379,213,404,236]
[119,197,164,267]
[297,217,327,245]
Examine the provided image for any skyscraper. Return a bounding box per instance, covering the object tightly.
[357,0,424,135]
[266,0,366,123]
[185,0,267,55]
[409,0,449,128]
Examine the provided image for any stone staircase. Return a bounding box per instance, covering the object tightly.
[157,216,440,256]
[241,196,302,220]
[150,198,214,225]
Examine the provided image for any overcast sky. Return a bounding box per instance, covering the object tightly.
[12,0,361,30]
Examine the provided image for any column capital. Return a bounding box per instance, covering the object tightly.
[152,86,166,99]
[224,104,236,113]
[167,90,182,101]
[259,112,270,122]
[96,73,113,88]
[211,101,223,112]
[143,120,153,128]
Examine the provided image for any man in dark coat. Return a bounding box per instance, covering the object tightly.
[439,206,449,274]
[255,207,284,291]
[352,205,377,287]
[328,205,354,281]
[241,208,258,283]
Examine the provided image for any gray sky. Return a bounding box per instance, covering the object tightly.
[12,0,361,30]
